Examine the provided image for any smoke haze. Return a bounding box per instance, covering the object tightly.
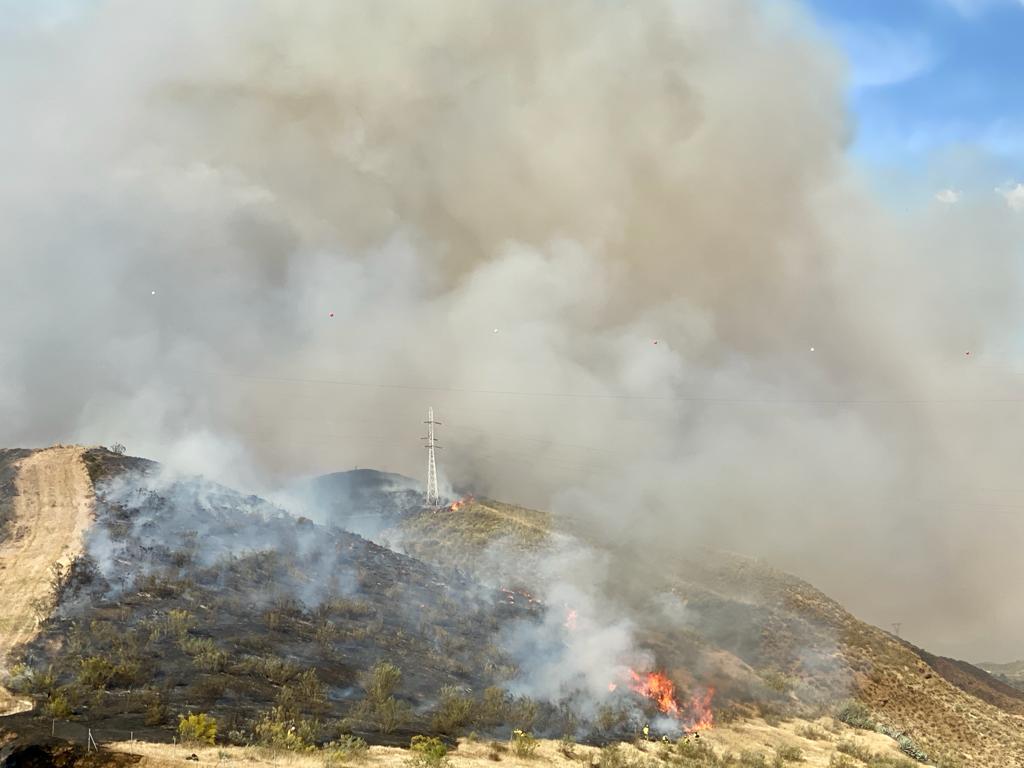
[1,0,1023,660]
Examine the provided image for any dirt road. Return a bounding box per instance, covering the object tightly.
[0,446,94,715]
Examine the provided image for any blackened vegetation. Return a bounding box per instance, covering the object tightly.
[7,450,549,747]
[0,449,33,546]
[79,449,158,487]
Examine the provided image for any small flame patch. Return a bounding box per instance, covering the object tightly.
[446,495,474,512]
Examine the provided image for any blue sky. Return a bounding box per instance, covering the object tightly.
[804,0,1024,189]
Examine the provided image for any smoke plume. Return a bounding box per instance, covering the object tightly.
[2,1,1023,660]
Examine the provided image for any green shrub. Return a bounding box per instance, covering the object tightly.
[144,697,168,726]
[795,724,829,741]
[739,751,768,768]
[894,734,928,763]
[166,609,193,638]
[409,735,449,768]
[775,744,804,762]
[43,689,73,719]
[509,729,538,758]
[323,735,369,766]
[836,740,872,762]
[507,697,539,731]
[276,669,328,717]
[431,685,474,734]
[475,686,510,727]
[836,701,876,730]
[78,656,115,688]
[177,712,217,746]
[376,695,409,734]
[253,705,319,751]
[235,655,300,685]
[363,661,401,703]
[761,670,793,693]
[872,723,928,763]
[348,661,409,734]
[181,637,229,673]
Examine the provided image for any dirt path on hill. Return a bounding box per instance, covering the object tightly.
[0,446,94,716]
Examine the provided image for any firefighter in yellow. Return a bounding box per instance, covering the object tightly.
[642,723,650,740]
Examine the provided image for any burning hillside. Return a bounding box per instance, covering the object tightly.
[2,450,1024,766]
[2,448,727,751]
[626,670,715,733]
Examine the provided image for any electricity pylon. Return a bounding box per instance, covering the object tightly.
[422,407,441,509]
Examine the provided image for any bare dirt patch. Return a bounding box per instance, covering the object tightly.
[0,445,94,715]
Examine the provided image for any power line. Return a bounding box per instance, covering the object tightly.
[181,367,1024,406]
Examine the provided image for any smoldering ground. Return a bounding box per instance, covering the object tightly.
[2,1,1024,661]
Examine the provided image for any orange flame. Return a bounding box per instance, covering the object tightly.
[629,669,680,717]
[626,669,715,731]
[447,495,475,512]
[684,687,715,732]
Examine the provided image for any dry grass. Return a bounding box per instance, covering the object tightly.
[702,717,905,767]
[104,717,913,768]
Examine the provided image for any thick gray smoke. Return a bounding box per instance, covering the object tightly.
[2,1,1023,661]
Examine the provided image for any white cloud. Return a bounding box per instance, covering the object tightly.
[830,23,936,89]
[935,188,962,204]
[996,182,1024,210]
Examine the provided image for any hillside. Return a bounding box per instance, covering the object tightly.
[976,660,1024,693]
[0,449,34,546]
[0,447,94,717]
[0,449,545,755]
[376,493,1024,767]
[2,454,1024,766]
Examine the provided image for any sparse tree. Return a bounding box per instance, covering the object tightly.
[178,712,217,745]
[348,661,410,734]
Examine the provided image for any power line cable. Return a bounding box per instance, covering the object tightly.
[181,367,1024,405]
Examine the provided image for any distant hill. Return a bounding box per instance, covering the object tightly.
[976,660,1024,693]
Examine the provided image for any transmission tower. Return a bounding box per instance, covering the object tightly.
[422,407,442,509]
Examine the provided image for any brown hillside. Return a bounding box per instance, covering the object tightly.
[395,499,1024,767]
[0,446,94,717]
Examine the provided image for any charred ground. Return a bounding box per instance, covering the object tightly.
[3,450,553,750]
[2,455,1024,766]
[368,487,1024,766]
[0,449,33,546]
